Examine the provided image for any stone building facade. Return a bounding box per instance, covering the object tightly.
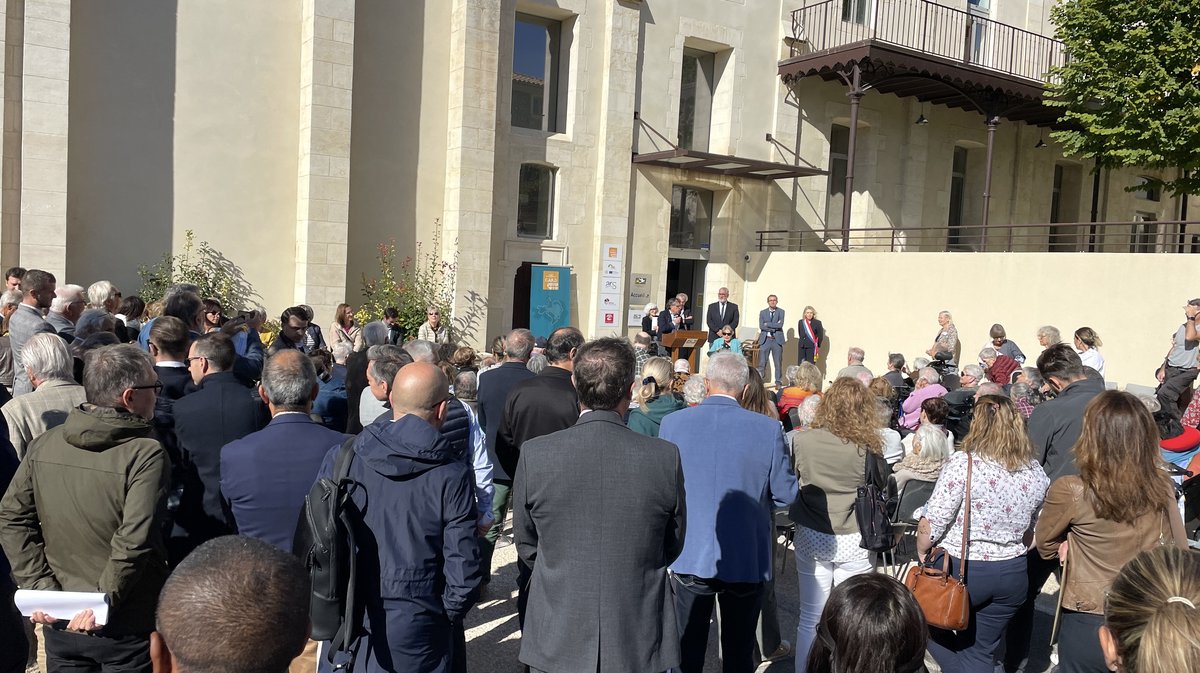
[1,0,1191,345]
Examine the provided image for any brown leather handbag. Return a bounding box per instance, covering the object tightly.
[904,453,972,631]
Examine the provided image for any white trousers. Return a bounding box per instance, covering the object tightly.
[793,551,873,673]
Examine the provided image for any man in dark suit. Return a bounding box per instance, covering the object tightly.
[170,332,268,564]
[220,349,349,550]
[705,286,740,344]
[10,269,57,396]
[495,326,584,628]
[149,317,196,406]
[658,298,684,336]
[476,328,536,582]
[659,352,798,673]
[676,292,695,330]
[796,305,824,364]
[514,337,686,673]
[757,295,786,387]
[344,320,387,434]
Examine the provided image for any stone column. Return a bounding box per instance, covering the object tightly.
[583,0,640,336]
[441,0,500,345]
[295,0,354,325]
[11,0,68,276]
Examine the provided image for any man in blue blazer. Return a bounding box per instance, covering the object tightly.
[220,349,348,551]
[757,295,786,387]
[659,352,798,673]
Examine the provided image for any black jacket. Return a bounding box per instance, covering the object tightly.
[797,317,824,349]
[343,350,370,434]
[477,362,535,481]
[495,366,579,478]
[705,301,740,342]
[170,371,268,556]
[1027,377,1106,481]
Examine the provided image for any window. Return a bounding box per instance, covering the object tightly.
[1133,176,1161,202]
[1049,164,1073,252]
[841,0,870,24]
[511,14,562,132]
[948,146,968,246]
[669,185,713,250]
[1131,212,1159,253]
[678,49,715,151]
[826,124,849,236]
[517,164,554,238]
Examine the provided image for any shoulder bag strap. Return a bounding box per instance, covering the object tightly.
[959,453,973,584]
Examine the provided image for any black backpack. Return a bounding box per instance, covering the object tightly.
[294,437,360,662]
[854,452,897,553]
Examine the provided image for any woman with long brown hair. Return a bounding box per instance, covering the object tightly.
[916,395,1050,673]
[330,302,364,352]
[1035,391,1186,673]
[789,377,888,672]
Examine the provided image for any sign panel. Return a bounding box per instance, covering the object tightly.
[530,266,571,338]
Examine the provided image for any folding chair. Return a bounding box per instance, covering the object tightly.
[885,477,937,577]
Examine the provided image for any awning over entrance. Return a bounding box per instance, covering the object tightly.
[632,148,826,181]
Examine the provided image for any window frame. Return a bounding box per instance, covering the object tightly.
[511,13,563,133]
[677,48,716,152]
[516,163,556,240]
[669,184,714,251]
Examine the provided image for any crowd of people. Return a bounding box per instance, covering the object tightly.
[0,267,1196,673]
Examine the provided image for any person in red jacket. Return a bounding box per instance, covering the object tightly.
[980,347,1020,385]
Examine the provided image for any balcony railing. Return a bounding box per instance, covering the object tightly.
[755,221,1200,253]
[789,0,1066,84]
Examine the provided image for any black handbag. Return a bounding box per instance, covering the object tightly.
[855,452,897,552]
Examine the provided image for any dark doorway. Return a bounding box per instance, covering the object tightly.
[666,258,707,311]
[512,262,545,330]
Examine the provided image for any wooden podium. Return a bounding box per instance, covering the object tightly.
[662,330,708,373]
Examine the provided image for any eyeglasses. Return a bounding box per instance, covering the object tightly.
[720,332,732,337]
[129,381,163,395]
[185,356,207,365]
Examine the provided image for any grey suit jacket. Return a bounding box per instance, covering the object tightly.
[514,410,686,673]
[758,307,787,345]
[9,304,56,396]
[2,379,86,458]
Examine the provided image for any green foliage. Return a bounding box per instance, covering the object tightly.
[1048,0,1200,195]
[356,222,456,342]
[137,230,260,311]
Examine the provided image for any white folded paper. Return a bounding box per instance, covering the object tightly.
[14,590,108,626]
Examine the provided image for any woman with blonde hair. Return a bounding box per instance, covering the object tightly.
[330,303,364,351]
[1035,391,1186,673]
[626,356,685,438]
[916,396,1050,673]
[778,361,822,422]
[789,377,889,671]
[1074,326,1105,378]
[1101,546,1200,673]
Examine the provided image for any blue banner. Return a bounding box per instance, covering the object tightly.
[530,266,571,338]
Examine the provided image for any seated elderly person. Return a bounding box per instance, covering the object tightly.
[943,363,983,408]
[898,367,947,431]
[2,333,85,458]
[979,346,1020,386]
[986,323,1026,364]
[882,353,910,391]
[1009,381,1043,419]
[681,374,706,407]
[706,326,742,356]
[777,361,821,422]
[901,397,953,456]
[1036,325,1062,350]
[892,423,953,492]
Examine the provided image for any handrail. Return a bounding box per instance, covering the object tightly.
[789,0,1066,85]
[755,221,1200,253]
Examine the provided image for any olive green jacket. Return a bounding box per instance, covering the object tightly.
[0,404,171,635]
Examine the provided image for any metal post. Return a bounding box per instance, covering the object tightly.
[841,64,863,252]
[981,115,999,250]
[1088,157,1102,251]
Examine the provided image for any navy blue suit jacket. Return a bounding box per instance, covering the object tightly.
[476,362,535,482]
[220,414,349,550]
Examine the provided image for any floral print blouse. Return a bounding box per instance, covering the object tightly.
[923,451,1050,561]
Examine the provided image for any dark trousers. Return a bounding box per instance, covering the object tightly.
[797,344,817,364]
[516,558,532,628]
[758,338,783,386]
[1003,552,1059,672]
[1156,365,1199,419]
[928,555,1027,673]
[672,574,765,673]
[478,479,512,581]
[43,628,151,673]
[0,580,27,673]
[1057,610,1107,673]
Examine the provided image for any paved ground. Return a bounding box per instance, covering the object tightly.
[465,524,1059,673]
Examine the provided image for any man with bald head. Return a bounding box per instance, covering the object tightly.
[316,361,480,673]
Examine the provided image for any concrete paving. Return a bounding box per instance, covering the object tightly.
[465,525,1059,673]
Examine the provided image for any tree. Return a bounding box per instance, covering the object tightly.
[1049,0,1200,195]
[137,230,260,311]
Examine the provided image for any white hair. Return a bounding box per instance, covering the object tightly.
[847,346,865,363]
[939,310,953,320]
[961,364,984,381]
[404,339,438,364]
[87,280,119,308]
[918,367,940,385]
[976,382,1004,397]
[796,395,822,429]
[681,374,707,405]
[706,352,749,395]
[23,332,73,382]
[331,341,352,364]
[50,284,85,314]
[978,347,998,361]
[913,357,931,369]
[914,424,952,462]
[1,289,20,307]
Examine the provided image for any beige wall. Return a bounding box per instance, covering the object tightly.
[172,0,302,316]
[67,0,175,292]
[743,251,1185,389]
